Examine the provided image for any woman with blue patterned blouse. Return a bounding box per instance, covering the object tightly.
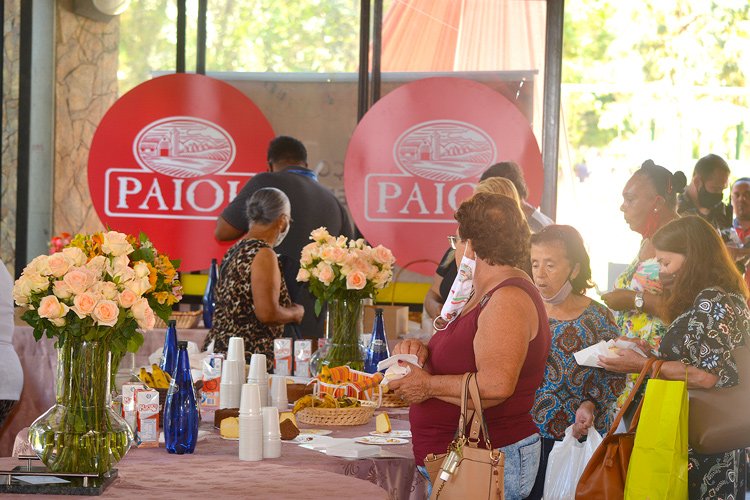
[600,216,748,499]
[526,225,626,500]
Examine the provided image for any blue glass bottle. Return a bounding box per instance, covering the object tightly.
[365,308,390,374]
[159,319,178,377]
[164,341,199,454]
[203,259,218,328]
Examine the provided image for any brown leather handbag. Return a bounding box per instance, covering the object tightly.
[688,287,750,455]
[575,358,658,500]
[423,373,505,500]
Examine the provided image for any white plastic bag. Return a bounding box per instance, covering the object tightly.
[543,425,602,500]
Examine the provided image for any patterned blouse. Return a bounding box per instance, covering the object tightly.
[532,301,626,440]
[202,239,291,372]
[613,247,666,405]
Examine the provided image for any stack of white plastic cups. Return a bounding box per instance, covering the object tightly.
[248,353,269,407]
[270,376,288,412]
[227,337,247,389]
[261,406,281,459]
[219,359,240,409]
[239,383,263,461]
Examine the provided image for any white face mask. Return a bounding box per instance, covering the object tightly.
[274,216,290,247]
[435,248,476,330]
[539,279,573,306]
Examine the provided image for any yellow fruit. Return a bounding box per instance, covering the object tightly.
[151,364,170,389]
[293,395,314,414]
[139,368,156,388]
[318,393,337,408]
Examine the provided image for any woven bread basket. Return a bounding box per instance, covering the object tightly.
[153,310,202,329]
[296,400,377,426]
[380,392,410,408]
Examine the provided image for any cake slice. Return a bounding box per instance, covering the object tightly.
[375,413,391,434]
[279,418,300,441]
[220,416,239,439]
[279,411,297,426]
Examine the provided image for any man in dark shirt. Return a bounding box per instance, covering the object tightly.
[216,136,355,338]
[677,154,732,236]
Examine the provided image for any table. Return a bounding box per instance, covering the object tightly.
[5,408,426,500]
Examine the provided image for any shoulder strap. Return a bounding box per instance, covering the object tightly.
[606,357,657,438]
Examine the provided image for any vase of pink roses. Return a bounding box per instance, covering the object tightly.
[13,230,182,474]
[297,227,395,374]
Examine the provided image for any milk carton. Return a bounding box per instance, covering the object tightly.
[201,354,222,407]
[134,388,159,448]
[274,338,293,376]
[294,340,312,378]
[122,382,145,433]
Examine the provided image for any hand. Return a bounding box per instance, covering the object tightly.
[600,289,637,311]
[392,338,429,366]
[387,361,431,404]
[597,348,647,374]
[289,303,304,324]
[619,336,653,356]
[572,401,595,439]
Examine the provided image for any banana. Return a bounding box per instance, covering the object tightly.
[318,393,337,409]
[151,364,171,389]
[292,395,314,414]
[139,368,156,388]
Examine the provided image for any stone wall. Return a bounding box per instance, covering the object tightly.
[2,0,20,275]
[53,0,119,238]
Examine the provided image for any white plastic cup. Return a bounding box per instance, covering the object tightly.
[271,376,288,411]
[239,414,263,461]
[249,353,267,379]
[240,383,263,413]
[227,337,247,383]
[262,406,280,437]
[219,359,241,409]
[263,437,281,459]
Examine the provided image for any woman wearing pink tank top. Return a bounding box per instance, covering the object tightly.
[389,193,551,500]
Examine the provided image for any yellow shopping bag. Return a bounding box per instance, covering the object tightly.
[624,364,688,500]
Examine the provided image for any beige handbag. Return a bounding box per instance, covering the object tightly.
[688,287,750,454]
[423,373,504,500]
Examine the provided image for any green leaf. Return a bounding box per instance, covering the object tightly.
[314,298,322,317]
[139,232,148,244]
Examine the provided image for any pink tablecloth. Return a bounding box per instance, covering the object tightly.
[8,408,426,500]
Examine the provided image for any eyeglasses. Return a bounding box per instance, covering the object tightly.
[448,235,459,250]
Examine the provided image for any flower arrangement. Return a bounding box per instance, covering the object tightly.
[14,230,182,353]
[296,227,396,314]
[49,232,72,254]
[297,227,395,372]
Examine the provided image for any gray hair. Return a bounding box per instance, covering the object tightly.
[246,187,290,225]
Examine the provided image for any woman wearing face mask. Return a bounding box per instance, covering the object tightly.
[203,188,303,371]
[390,193,551,500]
[601,160,687,405]
[526,225,625,500]
[600,215,749,499]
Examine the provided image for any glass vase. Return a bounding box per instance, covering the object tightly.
[311,298,366,374]
[28,339,134,475]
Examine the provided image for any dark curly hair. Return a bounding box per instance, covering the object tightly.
[479,161,529,200]
[529,225,593,295]
[652,215,749,323]
[267,136,307,164]
[455,192,530,268]
[632,159,687,209]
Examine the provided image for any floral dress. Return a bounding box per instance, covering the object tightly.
[202,239,291,372]
[532,301,626,439]
[613,247,666,405]
[659,287,748,500]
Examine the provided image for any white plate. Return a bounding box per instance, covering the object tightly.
[286,434,317,443]
[355,436,408,445]
[298,429,332,436]
[219,435,239,441]
[369,430,412,438]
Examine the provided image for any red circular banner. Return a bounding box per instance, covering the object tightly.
[344,77,544,275]
[88,73,275,271]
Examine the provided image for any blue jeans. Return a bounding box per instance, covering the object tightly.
[417,433,541,500]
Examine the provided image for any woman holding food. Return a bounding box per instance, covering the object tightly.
[526,225,625,500]
[600,215,748,499]
[601,160,687,404]
[203,188,303,371]
[390,193,551,500]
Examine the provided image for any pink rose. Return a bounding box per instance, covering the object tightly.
[49,317,67,327]
[133,261,150,278]
[346,271,367,290]
[52,280,74,299]
[38,295,69,319]
[334,235,348,248]
[61,247,87,266]
[117,288,139,308]
[93,281,118,300]
[371,245,394,265]
[300,250,313,266]
[374,270,393,288]
[352,258,371,275]
[131,298,155,330]
[26,272,51,293]
[27,255,51,275]
[111,265,135,283]
[330,247,348,264]
[318,265,335,285]
[63,268,90,294]
[86,255,107,272]
[71,292,98,319]
[310,227,330,242]
[319,245,335,262]
[296,268,311,282]
[125,276,152,296]
[92,300,120,327]
[101,231,134,257]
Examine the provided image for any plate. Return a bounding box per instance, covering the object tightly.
[287,434,317,443]
[369,430,412,438]
[298,429,332,436]
[220,435,239,441]
[355,436,408,445]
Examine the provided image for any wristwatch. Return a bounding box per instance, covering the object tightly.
[634,292,645,311]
